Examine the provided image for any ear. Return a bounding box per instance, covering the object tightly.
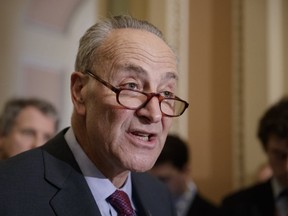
[71,71,87,115]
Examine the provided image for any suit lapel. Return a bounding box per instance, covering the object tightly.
[131,174,152,216]
[259,180,275,216]
[41,129,102,216]
[131,172,176,216]
[249,180,275,216]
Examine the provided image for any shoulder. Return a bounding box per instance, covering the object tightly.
[0,128,71,192]
[188,193,220,216]
[0,147,43,178]
[220,180,274,216]
[222,180,272,205]
[0,147,49,213]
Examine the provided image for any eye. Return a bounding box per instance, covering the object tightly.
[160,91,175,98]
[120,82,139,90]
[19,129,35,137]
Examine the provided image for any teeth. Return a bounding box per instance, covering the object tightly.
[132,132,150,141]
[138,136,149,141]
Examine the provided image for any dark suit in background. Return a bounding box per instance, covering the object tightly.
[221,97,288,216]
[150,134,220,216]
[221,180,275,216]
[0,130,175,216]
[186,193,221,216]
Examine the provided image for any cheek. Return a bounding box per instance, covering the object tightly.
[3,135,29,157]
[87,105,131,144]
[162,117,173,134]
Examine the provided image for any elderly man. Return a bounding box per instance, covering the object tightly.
[0,15,189,216]
[0,98,58,159]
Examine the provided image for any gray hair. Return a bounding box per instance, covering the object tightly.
[74,15,167,73]
[0,98,59,136]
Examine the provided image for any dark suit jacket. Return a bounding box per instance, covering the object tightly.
[186,193,221,216]
[0,129,176,216]
[221,180,275,216]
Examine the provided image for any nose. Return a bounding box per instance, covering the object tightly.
[136,96,162,123]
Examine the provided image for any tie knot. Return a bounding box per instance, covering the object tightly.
[107,190,136,216]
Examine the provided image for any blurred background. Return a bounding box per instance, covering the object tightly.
[0,0,287,204]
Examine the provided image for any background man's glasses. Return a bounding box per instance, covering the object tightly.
[84,70,189,117]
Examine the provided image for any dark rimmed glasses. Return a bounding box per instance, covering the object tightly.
[84,70,189,117]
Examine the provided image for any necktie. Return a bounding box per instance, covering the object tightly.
[107,190,136,216]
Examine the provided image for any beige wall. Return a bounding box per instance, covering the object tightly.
[188,0,233,203]
[187,0,288,203]
[0,0,98,129]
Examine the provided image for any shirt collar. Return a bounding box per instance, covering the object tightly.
[64,127,133,201]
[271,177,286,199]
[175,181,197,216]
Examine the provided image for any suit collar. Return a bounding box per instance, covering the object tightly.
[41,128,102,216]
[253,180,275,215]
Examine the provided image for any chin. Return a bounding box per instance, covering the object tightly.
[127,160,154,173]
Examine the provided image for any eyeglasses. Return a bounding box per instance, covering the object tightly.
[84,70,189,117]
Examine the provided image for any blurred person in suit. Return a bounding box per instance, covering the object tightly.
[0,15,189,215]
[221,97,288,216]
[0,97,59,159]
[150,134,221,216]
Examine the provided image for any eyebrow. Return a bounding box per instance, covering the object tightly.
[117,63,178,81]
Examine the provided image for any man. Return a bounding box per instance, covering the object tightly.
[0,98,58,159]
[0,15,189,215]
[150,134,220,216]
[221,97,288,216]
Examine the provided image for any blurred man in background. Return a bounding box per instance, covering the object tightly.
[0,98,59,159]
[221,97,288,216]
[150,134,220,216]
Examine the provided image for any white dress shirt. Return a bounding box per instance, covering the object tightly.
[175,181,197,216]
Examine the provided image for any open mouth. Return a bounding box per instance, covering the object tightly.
[130,131,155,142]
[131,132,150,141]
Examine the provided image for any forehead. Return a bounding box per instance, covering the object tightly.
[15,106,54,126]
[97,28,178,78]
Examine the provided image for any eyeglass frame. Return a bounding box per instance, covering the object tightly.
[83,70,189,117]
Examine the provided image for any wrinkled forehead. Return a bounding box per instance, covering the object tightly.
[95,28,178,78]
[101,28,175,54]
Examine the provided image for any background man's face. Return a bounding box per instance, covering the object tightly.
[266,135,288,188]
[0,106,56,159]
[150,163,187,198]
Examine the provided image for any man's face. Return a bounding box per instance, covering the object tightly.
[0,106,57,159]
[150,163,187,198]
[74,29,178,175]
[266,135,288,188]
